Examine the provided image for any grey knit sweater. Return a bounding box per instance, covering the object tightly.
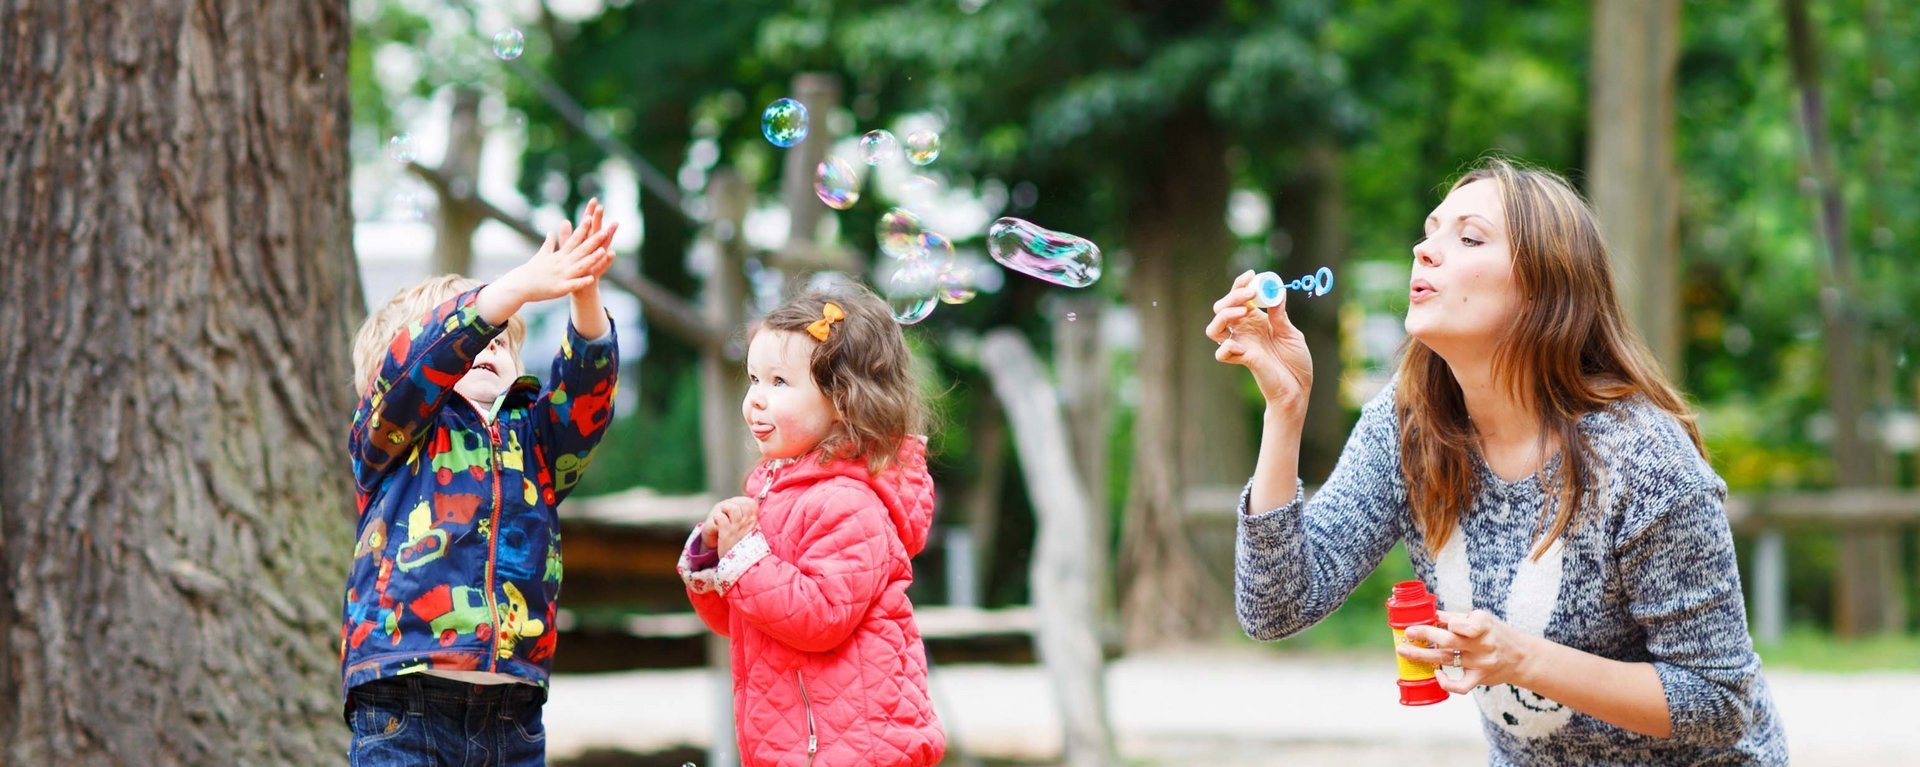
[1235,386,1787,765]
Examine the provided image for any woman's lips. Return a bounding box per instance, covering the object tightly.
[1410,278,1437,303]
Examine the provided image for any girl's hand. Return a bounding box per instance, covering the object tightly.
[1204,269,1313,416]
[712,496,760,558]
[1398,609,1540,694]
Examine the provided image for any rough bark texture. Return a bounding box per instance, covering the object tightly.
[1119,107,1244,648]
[0,2,358,764]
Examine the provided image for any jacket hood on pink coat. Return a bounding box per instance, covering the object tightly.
[755,435,934,558]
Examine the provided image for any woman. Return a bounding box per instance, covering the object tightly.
[1207,157,1785,764]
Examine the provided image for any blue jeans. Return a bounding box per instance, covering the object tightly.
[346,676,547,767]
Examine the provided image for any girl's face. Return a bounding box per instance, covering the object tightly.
[455,334,523,409]
[1405,178,1523,352]
[742,330,839,461]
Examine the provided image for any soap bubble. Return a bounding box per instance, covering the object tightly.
[859,130,898,165]
[986,217,1101,288]
[904,130,941,165]
[877,208,924,259]
[886,257,940,325]
[761,98,809,147]
[813,157,861,210]
[937,262,977,305]
[492,28,525,60]
[387,132,416,164]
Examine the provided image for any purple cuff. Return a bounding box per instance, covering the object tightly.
[684,532,719,572]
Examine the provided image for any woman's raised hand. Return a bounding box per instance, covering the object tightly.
[1205,269,1314,415]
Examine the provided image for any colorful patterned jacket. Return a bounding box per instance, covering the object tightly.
[339,286,616,692]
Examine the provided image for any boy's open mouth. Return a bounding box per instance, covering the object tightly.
[473,362,498,375]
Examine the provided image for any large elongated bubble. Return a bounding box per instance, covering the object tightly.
[986,217,1102,288]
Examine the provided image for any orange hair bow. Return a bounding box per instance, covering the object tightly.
[806,302,846,342]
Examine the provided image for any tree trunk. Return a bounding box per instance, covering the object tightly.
[1588,0,1682,376]
[0,2,357,764]
[1056,295,1113,620]
[432,86,486,276]
[1782,0,1903,636]
[1119,107,1244,648]
[1271,141,1349,481]
[979,330,1117,767]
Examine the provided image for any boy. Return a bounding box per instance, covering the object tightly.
[340,201,618,765]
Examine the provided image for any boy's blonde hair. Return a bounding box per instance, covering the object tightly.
[351,275,527,395]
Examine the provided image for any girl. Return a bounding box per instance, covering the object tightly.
[1208,157,1785,763]
[678,283,946,767]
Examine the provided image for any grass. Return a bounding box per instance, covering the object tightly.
[1755,627,1920,673]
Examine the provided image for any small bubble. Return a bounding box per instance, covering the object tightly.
[886,257,940,325]
[492,28,525,60]
[1066,312,1077,322]
[905,130,941,166]
[813,157,861,210]
[762,98,809,147]
[877,208,924,259]
[387,133,415,164]
[859,130,898,165]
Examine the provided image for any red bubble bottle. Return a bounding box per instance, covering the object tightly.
[1386,580,1450,706]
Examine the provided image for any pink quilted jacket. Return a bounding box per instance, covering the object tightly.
[679,438,946,767]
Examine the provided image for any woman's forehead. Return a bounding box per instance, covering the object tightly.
[1431,178,1504,226]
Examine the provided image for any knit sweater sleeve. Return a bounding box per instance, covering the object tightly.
[1617,477,1763,748]
[1234,388,1409,641]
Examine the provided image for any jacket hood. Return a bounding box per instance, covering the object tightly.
[751,435,934,556]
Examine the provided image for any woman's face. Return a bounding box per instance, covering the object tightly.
[1405,178,1523,351]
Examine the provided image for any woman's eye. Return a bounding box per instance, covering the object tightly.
[1413,235,1428,247]
[1461,236,1484,247]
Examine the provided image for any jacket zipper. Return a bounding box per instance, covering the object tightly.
[796,670,818,766]
[482,416,504,672]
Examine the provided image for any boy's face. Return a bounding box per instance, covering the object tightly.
[455,334,523,407]
[742,330,838,461]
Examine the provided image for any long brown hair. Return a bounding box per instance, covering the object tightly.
[1397,157,1704,558]
[755,282,925,475]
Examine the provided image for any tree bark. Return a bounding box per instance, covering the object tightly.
[1588,0,1682,376]
[1782,0,1903,635]
[1272,141,1348,481]
[979,330,1117,767]
[1119,107,1244,648]
[0,2,357,764]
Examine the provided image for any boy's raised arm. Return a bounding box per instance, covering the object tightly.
[348,288,503,488]
[530,208,620,505]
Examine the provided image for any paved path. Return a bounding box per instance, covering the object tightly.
[545,646,1920,765]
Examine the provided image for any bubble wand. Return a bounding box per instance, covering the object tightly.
[1247,266,1335,310]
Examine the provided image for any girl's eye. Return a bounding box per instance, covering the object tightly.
[747,375,758,384]
[773,377,787,387]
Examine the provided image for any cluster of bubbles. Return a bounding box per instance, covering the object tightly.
[873,208,978,325]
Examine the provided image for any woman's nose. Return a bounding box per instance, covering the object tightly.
[1414,240,1440,268]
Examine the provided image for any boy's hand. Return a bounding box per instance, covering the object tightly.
[711,496,759,558]
[479,199,618,324]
